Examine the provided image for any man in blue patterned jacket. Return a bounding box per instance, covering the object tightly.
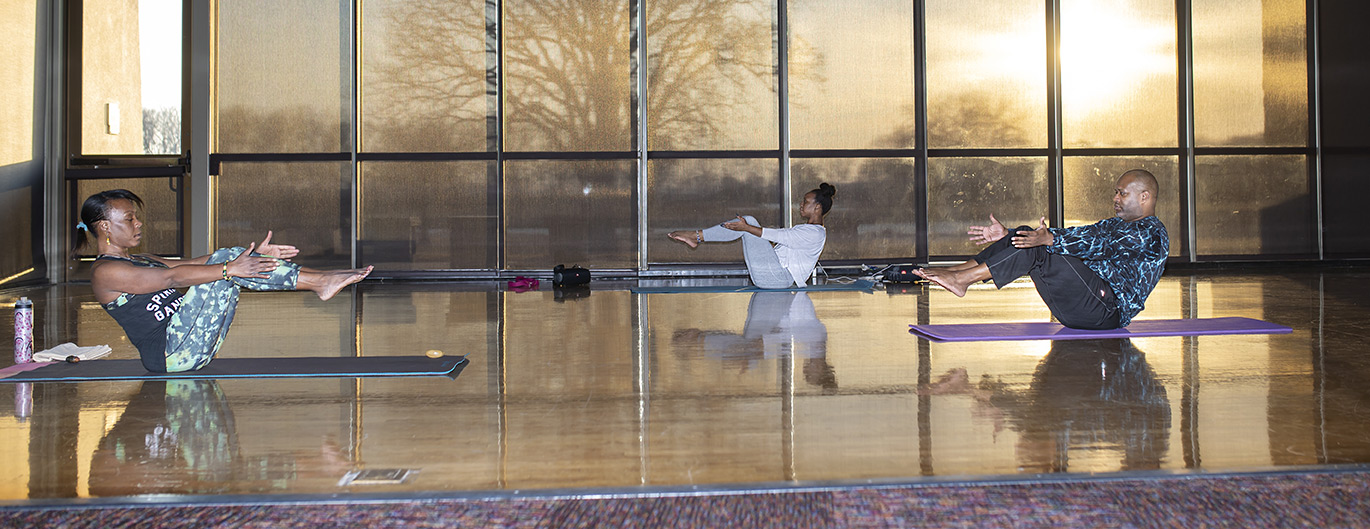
[916,170,1169,329]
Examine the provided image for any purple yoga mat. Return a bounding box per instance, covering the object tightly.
[909,317,1292,342]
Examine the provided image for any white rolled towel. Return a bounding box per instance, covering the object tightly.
[33,343,112,362]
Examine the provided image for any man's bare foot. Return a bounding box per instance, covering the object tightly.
[915,267,971,297]
[315,266,373,301]
[667,230,699,249]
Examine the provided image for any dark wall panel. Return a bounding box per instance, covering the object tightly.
[1320,1,1370,257]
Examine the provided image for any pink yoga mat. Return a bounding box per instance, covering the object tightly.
[909,317,1292,342]
[0,361,56,380]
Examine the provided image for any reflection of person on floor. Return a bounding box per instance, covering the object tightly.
[668,184,836,289]
[89,380,350,496]
[89,380,241,495]
[923,339,1171,472]
[674,292,835,391]
[916,170,1167,329]
[76,190,373,372]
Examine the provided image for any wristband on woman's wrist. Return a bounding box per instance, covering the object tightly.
[222,263,229,281]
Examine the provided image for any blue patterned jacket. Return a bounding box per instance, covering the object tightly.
[1047,216,1168,327]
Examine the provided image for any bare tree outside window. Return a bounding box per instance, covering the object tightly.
[142,107,181,155]
[362,0,492,153]
[354,0,821,267]
[364,0,812,153]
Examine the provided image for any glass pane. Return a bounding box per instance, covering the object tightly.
[647,0,779,151]
[73,177,182,257]
[2,2,40,282]
[788,1,916,149]
[359,162,497,269]
[1060,0,1177,148]
[504,160,636,269]
[926,0,1047,149]
[361,0,493,153]
[1062,157,1182,257]
[216,1,346,153]
[3,2,38,167]
[1195,155,1313,255]
[503,1,633,151]
[927,157,1048,257]
[82,0,182,155]
[646,159,780,264]
[215,162,351,268]
[1192,0,1308,147]
[791,158,918,260]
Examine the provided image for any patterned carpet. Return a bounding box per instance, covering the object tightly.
[4,469,1368,528]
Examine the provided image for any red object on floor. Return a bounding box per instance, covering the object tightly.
[507,277,540,292]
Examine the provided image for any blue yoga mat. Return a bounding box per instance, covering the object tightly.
[632,279,876,294]
[0,355,467,382]
[909,317,1292,342]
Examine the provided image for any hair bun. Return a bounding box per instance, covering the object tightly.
[818,183,836,198]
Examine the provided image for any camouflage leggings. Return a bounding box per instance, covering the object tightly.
[163,247,299,372]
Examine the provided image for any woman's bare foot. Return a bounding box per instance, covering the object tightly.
[667,230,700,249]
[915,267,972,297]
[310,266,373,301]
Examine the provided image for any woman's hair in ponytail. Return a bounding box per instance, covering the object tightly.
[72,189,143,256]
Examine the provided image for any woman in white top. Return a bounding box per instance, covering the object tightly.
[668,183,836,288]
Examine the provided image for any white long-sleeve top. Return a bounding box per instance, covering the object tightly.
[760,224,827,287]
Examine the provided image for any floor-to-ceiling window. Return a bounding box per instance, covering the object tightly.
[1190,0,1313,258]
[211,0,352,269]
[193,0,1315,275]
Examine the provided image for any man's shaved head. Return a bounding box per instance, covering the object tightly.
[1120,169,1158,196]
[1114,169,1158,221]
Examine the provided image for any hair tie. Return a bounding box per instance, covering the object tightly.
[76,221,88,232]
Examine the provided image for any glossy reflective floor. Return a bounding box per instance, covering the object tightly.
[1,268,1368,503]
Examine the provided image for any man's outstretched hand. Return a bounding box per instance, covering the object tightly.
[968,214,1009,245]
[1010,217,1054,248]
[257,230,300,260]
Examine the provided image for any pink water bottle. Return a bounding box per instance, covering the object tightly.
[13,296,32,364]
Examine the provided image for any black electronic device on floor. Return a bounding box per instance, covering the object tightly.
[882,265,925,284]
[553,264,590,287]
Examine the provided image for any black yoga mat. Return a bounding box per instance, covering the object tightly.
[0,355,467,382]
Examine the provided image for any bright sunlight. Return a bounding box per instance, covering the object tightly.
[1059,0,1174,115]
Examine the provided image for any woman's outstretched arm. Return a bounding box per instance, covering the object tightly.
[92,244,279,303]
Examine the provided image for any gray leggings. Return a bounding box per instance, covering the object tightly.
[162,247,300,372]
[702,216,796,289]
